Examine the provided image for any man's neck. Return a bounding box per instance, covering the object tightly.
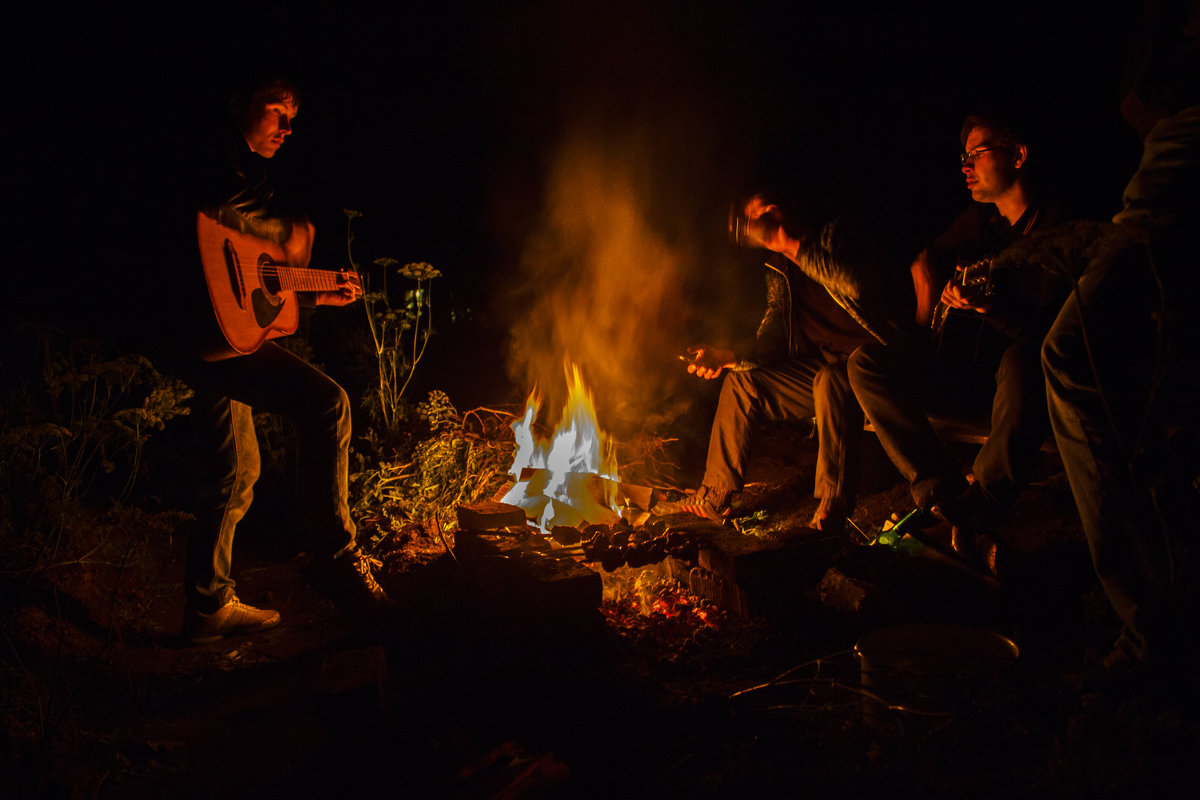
[993,182,1031,227]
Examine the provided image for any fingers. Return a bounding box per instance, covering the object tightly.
[336,271,363,300]
[683,344,727,379]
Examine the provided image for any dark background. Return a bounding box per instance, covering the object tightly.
[10,0,1146,415]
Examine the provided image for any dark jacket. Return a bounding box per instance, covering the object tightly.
[736,253,875,370]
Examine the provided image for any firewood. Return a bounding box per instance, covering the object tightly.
[550,526,582,546]
[456,501,529,531]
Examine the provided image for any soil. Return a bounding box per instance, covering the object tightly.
[3,424,1198,799]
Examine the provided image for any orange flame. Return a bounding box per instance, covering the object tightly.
[502,362,620,532]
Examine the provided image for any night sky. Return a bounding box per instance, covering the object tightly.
[12,1,1146,417]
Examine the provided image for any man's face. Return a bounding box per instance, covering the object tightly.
[240,93,298,158]
[740,196,784,249]
[960,125,1020,203]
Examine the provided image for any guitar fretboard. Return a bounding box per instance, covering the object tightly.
[277,268,349,293]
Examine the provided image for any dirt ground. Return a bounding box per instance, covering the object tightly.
[3,425,1199,799]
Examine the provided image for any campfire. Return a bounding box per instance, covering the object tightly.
[448,362,713,621]
[499,362,628,532]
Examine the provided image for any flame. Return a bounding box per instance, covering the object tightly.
[502,362,620,532]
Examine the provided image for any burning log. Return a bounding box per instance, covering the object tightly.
[577,519,699,571]
[499,468,615,528]
[497,468,655,532]
[456,500,529,532]
[549,526,582,546]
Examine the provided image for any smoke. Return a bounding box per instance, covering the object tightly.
[503,125,700,434]
[485,2,770,442]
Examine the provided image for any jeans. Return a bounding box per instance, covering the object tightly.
[702,353,862,504]
[848,338,1048,510]
[179,342,357,612]
[1042,243,1182,662]
[847,342,966,507]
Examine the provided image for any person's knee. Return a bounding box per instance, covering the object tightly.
[210,439,259,499]
[1041,320,1078,392]
[332,383,351,414]
[329,384,352,428]
[721,370,756,400]
[997,343,1042,391]
[813,362,851,402]
[847,343,885,391]
[303,378,351,422]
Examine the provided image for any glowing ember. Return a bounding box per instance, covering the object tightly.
[502,363,621,532]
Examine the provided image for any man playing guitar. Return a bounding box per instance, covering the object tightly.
[849,108,1072,569]
[166,74,393,644]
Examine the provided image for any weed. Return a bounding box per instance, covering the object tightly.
[1,324,192,577]
[344,209,441,445]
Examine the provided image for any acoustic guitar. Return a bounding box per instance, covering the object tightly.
[930,257,993,340]
[196,212,360,361]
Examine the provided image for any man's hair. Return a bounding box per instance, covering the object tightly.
[959,109,1029,152]
[228,76,301,120]
[1121,0,1200,115]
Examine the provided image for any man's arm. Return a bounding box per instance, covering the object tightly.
[281,219,362,308]
[283,217,315,268]
[910,248,941,328]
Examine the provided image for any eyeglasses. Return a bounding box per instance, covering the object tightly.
[960,146,994,165]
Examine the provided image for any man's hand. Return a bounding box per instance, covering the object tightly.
[939,266,992,314]
[314,271,363,307]
[684,344,736,380]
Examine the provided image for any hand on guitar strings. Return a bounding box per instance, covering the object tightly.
[939,265,993,315]
[314,271,364,308]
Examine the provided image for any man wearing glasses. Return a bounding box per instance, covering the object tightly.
[848,110,1071,568]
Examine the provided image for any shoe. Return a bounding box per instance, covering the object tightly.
[809,496,853,532]
[1102,632,1141,671]
[950,525,998,575]
[673,485,732,522]
[310,549,394,616]
[928,483,987,529]
[182,596,280,645]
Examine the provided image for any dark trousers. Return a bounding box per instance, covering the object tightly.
[180,342,356,612]
[1042,244,1192,663]
[703,354,862,503]
[847,339,1048,509]
[972,341,1050,507]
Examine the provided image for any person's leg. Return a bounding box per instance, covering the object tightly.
[810,357,862,529]
[194,343,356,555]
[184,344,387,613]
[690,358,823,516]
[848,343,967,508]
[1042,247,1174,664]
[184,393,258,612]
[972,341,1049,510]
[180,388,279,643]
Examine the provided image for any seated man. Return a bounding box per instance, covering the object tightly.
[678,195,881,531]
[848,110,1071,560]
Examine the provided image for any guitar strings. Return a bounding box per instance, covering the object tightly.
[252,264,360,290]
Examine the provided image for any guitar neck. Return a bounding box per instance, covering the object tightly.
[955,257,990,283]
[275,266,350,293]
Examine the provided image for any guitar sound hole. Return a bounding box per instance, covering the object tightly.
[258,254,282,295]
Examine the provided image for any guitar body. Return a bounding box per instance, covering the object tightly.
[930,259,992,339]
[930,258,998,362]
[196,213,300,361]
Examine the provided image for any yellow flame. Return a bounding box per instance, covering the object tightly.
[503,362,620,531]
